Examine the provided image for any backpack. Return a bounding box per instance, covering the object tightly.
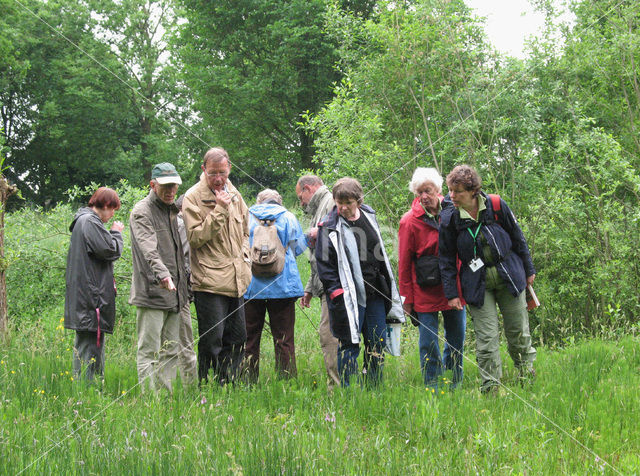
[489,194,502,223]
[250,217,287,278]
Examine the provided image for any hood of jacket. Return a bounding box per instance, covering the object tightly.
[306,185,332,216]
[70,207,97,232]
[249,202,287,221]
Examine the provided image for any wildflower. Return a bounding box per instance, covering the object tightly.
[1,360,4,365]
[11,370,15,374]
[70,377,74,381]
[293,429,297,436]
[200,396,207,405]
[324,413,336,423]
[141,430,147,438]
[440,391,445,395]
[41,390,44,394]
[227,415,233,422]
[60,318,64,323]
[362,368,367,374]
[90,357,96,363]
[121,391,126,395]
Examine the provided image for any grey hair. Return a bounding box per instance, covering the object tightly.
[203,147,230,167]
[256,188,282,205]
[409,167,443,195]
[297,175,323,188]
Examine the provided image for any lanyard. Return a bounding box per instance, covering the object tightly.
[467,223,482,257]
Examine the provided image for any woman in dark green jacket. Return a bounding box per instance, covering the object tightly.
[64,187,124,381]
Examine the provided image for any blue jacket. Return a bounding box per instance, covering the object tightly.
[244,202,307,300]
[438,192,535,307]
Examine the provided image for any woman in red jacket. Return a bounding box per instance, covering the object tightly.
[398,168,466,390]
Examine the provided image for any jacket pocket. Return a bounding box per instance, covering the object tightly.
[327,294,350,340]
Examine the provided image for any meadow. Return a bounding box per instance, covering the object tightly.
[2,270,639,474]
[1,202,639,475]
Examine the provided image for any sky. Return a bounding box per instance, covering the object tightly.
[465,0,549,58]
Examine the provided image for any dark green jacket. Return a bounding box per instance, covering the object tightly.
[129,191,188,311]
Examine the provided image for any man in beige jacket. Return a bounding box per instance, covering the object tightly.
[183,148,251,385]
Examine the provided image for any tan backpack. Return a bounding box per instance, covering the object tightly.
[250,217,287,277]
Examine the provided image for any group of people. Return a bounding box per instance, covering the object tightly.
[64,148,537,395]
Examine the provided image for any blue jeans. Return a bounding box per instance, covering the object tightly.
[337,295,387,387]
[417,309,466,389]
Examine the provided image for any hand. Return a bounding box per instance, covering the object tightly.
[299,292,312,308]
[306,227,318,247]
[111,221,124,233]
[214,189,232,209]
[448,298,464,310]
[160,276,176,291]
[402,302,413,316]
[526,274,536,286]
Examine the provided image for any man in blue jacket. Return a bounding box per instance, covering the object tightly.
[243,189,307,381]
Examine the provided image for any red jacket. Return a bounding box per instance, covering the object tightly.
[398,197,463,313]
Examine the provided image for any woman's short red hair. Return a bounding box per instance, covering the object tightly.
[88,187,121,210]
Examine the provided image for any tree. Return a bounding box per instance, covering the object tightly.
[0,128,18,336]
[1,0,139,206]
[177,0,345,191]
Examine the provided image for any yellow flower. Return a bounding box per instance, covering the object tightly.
[59,318,64,323]
[1,360,4,365]
[440,391,445,395]
[121,391,126,395]
[70,377,74,381]
[40,390,44,394]
[11,370,15,374]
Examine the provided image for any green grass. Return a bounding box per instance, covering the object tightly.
[1,303,639,475]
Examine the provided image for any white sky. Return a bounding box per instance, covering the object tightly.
[465,0,549,58]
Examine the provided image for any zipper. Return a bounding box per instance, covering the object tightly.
[484,226,517,290]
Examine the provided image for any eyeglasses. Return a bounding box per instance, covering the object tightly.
[204,170,229,177]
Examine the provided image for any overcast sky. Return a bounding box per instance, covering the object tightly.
[465,0,549,58]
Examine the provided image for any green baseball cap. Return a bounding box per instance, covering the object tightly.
[151,162,182,185]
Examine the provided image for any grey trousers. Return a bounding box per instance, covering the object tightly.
[73,330,105,381]
[136,307,181,393]
[467,267,536,391]
[319,295,340,388]
[178,301,197,385]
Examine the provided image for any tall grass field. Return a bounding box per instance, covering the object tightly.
[1,203,639,474]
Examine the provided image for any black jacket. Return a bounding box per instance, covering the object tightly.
[438,192,535,307]
[64,208,123,333]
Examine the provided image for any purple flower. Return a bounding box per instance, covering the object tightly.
[324,413,335,423]
[200,396,207,405]
[141,429,147,438]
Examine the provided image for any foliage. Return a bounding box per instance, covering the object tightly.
[1,306,639,473]
[176,0,353,194]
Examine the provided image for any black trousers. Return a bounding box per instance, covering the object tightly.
[194,291,246,385]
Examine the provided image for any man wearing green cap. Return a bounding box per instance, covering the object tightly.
[129,162,189,393]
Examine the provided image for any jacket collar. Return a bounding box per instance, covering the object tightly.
[410,196,443,219]
[149,190,178,212]
[306,185,331,216]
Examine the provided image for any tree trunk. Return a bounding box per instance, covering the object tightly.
[0,175,18,337]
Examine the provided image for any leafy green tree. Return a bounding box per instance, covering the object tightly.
[177,0,347,191]
[308,0,491,221]
[1,0,139,205]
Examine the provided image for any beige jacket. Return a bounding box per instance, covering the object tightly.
[183,175,251,297]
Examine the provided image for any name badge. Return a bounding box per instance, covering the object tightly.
[469,257,484,272]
